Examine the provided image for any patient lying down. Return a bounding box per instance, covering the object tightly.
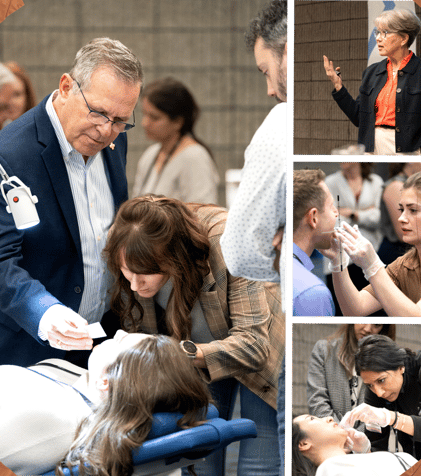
[292,415,418,476]
[0,332,211,475]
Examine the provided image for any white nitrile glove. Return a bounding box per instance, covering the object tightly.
[340,404,391,430]
[326,234,350,273]
[336,222,385,280]
[343,428,371,453]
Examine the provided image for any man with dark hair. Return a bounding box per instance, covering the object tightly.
[220,1,287,476]
[293,169,338,316]
[0,38,143,366]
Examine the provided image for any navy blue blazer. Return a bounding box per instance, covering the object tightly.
[0,95,128,365]
[332,53,421,153]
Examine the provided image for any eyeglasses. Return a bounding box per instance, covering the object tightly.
[374,29,398,40]
[74,79,135,132]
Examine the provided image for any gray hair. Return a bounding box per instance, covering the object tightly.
[245,0,287,60]
[375,9,421,47]
[0,64,17,89]
[69,37,144,92]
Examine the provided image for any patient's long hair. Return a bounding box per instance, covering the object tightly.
[292,420,317,476]
[56,335,211,476]
[103,196,212,340]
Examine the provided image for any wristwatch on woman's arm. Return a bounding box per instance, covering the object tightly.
[180,340,198,359]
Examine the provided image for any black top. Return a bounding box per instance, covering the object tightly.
[332,53,421,153]
[364,351,421,458]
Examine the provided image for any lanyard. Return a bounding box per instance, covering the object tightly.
[293,253,304,266]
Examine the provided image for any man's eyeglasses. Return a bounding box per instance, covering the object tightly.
[74,79,135,133]
[374,29,398,40]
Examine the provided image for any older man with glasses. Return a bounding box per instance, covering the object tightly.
[0,37,143,367]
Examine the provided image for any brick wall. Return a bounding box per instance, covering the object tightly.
[0,0,273,204]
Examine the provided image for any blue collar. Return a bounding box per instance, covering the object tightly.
[293,243,314,272]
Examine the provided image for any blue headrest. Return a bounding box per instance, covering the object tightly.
[41,407,259,476]
[147,404,219,439]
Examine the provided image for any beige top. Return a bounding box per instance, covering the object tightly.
[132,143,219,204]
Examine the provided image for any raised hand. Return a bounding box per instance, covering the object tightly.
[323,55,343,91]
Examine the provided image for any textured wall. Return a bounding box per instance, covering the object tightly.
[0,0,274,204]
[294,1,421,155]
[292,323,421,416]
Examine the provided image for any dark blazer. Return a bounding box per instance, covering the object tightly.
[0,95,128,366]
[365,352,421,459]
[332,53,421,153]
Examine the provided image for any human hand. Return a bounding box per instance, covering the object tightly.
[272,228,283,251]
[336,222,384,279]
[318,232,349,272]
[340,404,391,430]
[39,304,93,351]
[323,55,343,91]
[344,428,371,453]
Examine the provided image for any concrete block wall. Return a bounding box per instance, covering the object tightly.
[293,323,421,416]
[294,0,367,154]
[0,0,273,205]
[294,1,421,155]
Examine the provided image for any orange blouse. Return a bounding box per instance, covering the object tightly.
[375,51,413,127]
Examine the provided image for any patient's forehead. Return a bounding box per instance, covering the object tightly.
[294,414,310,423]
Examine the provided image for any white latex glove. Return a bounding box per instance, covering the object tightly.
[319,232,349,273]
[39,304,93,351]
[340,403,391,430]
[344,427,371,453]
[336,222,384,280]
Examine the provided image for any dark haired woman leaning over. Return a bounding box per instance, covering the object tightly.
[340,334,421,459]
[103,196,283,476]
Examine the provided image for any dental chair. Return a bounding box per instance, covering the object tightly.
[41,405,257,476]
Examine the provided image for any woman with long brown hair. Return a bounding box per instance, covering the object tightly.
[324,171,421,316]
[57,333,210,476]
[0,333,210,475]
[307,324,396,431]
[103,195,283,476]
[378,162,421,265]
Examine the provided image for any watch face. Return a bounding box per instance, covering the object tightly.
[183,341,197,353]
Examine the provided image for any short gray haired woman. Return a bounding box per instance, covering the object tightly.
[324,9,421,155]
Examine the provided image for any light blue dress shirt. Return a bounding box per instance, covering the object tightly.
[45,92,114,323]
[293,243,335,317]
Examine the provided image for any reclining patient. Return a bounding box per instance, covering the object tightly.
[0,332,211,475]
[292,415,417,476]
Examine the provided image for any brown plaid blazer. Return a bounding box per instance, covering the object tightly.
[135,205,284,409]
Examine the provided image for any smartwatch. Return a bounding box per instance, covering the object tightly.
[180,340,197,359]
